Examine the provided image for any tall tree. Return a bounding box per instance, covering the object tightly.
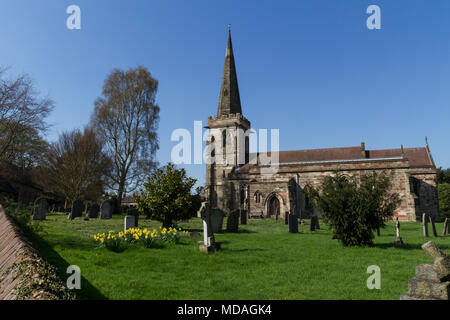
[44,127,111,204]
[91,66,160,206]
[0,68,53,160]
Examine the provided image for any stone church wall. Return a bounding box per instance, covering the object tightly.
[231,158,438,222]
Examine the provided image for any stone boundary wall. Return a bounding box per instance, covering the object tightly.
[0,206,74,300]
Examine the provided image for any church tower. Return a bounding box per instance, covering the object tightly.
[205,27,251,211]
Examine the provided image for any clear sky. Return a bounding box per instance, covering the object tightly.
[1,0,449,188]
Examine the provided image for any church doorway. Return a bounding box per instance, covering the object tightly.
[268,196,280,219]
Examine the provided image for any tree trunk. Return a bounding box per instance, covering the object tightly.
[117,179,126,214]
[162,217,172,228]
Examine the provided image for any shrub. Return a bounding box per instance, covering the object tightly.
[135,163,201,227]
[438,183,450,219]
[3,199,42,233]
[306,171,400,247]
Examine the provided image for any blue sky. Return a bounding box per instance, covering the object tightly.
[1,0,449,188]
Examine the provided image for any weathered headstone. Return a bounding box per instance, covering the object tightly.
[33,198,48,221]
[69,199,84,220]
[288,214,298,233]
[100,200,112,219]
[190,231,201,238]
[443,218,449,236]
[210,209,224,233]
[240,210,247,225]
[226,209,240,233]
[422,213,429,237]
[124,215,136,232]
[127,207,139,227]
[310,216,318,232]
[400,241,450,300]
[429,216,438,237]
[394,217,403,246]
[88,204,100,219]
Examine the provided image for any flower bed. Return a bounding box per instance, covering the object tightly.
[93,227,190,252]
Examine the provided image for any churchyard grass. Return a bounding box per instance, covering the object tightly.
[25,213,449,300]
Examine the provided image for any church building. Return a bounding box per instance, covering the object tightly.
[205,29,439,222]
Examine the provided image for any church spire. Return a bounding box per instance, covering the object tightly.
[217,26,242,116]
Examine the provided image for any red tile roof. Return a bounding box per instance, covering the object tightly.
[239,145,433,171]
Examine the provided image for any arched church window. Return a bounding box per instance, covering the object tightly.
[210,136,215,158]
[222,129,227,148]
[254,191,261,203]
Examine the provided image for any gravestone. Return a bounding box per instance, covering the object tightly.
[124,215,136,232]
[310,216,318,232]
[210,209,224,233]
[88,204,100,219]
[199,202,218,253]
[394,217,403,246]
[429,216,438,237]
[240,210,247,225]
[69,199,84,220]
[443,218,448,236]
[126,207,139,227]
[226,209,240,233]
[197,201,208,218]
[400,241,450,300]
[315,217,320,229]
[288,214,298,233]
[422,213,429,237]
[100,200,112,219]
[190,231,201,238]
[33,198,48,221]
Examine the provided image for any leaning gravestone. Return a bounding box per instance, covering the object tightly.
[88,204,100,219]
[400,241,450,300]
[33,198,48,221]
[68,199,84,220]
[429,215,438,237]
[443,218,449,236]
[226,209,240,233]
[288,214,298,233]
[100,200,112,219]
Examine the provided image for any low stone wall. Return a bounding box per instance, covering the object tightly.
[0,206,75,300]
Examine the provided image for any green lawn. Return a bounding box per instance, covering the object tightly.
[25,213,449,300]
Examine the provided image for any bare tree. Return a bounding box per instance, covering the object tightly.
[45,127,112,204]
[91,66,160,206]
[0,67,53,160]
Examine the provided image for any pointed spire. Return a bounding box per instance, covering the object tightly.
[217,26,242,117]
